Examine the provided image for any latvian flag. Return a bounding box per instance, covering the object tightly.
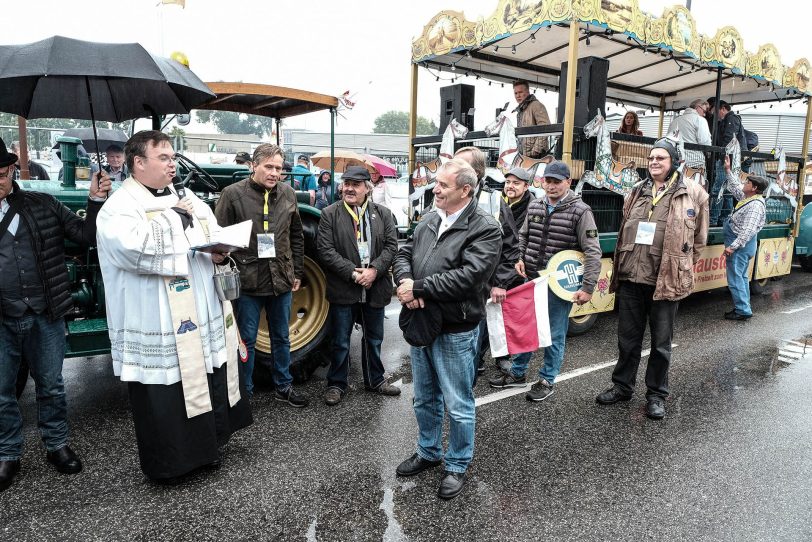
[486,275,552,357]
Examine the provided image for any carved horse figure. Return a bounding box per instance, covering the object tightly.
[483,113,554,189]
[577,112,639,196]
[411,118,469,190]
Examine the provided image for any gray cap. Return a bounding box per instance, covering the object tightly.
[544,160,571,181]
[505,167,531,183]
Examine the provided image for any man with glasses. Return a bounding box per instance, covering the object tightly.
[596,138,708,420]
[97,130,252,481]
[491,161,601,402]
[215,144,307,407]
[0,137,108,492]
[667,98,712,170]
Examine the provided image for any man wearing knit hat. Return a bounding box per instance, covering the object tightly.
[596,137,709,420]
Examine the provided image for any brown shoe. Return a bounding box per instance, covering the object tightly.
[324,387,344,406]
[367,382,401,396]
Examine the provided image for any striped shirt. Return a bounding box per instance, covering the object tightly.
[725,171,766,251]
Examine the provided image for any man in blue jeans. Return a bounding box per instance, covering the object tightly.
[490,161,601,402]
[316,166,401,405]
[0,137,110,491]
[721,157,767,321]
[393,158,501,500]
[215,144,307,406]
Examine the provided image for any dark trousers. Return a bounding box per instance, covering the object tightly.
[327,303,386,392]
[612,281,679,399]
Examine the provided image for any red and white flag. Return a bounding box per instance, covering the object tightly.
[486,275,551,357]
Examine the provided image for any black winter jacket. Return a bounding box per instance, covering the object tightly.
[393,198,501,333]
[491,191,533,290]
[1,182,103,323]
[317,199,398,308]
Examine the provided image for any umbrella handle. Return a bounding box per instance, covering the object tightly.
[84,76,104,174]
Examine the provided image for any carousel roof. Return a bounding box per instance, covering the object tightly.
[198,82,338,119]
[411,0,810,110]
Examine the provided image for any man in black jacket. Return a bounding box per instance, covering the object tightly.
[317,166,401,406]
[393,158,500,500]
[710,101,746,225]
[0,138,109,492]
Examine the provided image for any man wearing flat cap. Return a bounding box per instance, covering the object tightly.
[596,138,708,420]
[316,165,401,405]
[0,137,110,491]
[495,161,601,403]
[721,155,767,321]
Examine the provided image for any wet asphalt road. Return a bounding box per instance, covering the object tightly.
[3,270,812,541]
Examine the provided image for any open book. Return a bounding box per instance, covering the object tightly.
[191,220,252,253]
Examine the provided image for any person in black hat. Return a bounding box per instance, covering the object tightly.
[316,165,401,406]
[0,137,110,492]
[234,151,253,175]
[596,138,709,420]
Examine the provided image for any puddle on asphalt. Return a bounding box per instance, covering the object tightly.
[775,336,812,364]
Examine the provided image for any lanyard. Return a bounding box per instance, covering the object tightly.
[648,172,677,220]
[263,190,271,233]
[344,199,369,242]
[734,194,764,211]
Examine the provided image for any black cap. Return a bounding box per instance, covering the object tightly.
[342,165,371,181]
[652,138,681,165]
[235,151,252,163]
[746,175,770,193]
[543,160,571,181]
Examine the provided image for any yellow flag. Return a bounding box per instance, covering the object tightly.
[161,0,185,7]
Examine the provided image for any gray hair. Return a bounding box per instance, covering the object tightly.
[454,146,486,180]
[440,158,478,191]
[689,98,708,109]
[253,143,284,164]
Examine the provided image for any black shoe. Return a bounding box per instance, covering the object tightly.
[0,459,21,492]
[724,312,751,321]
[437,471,466,500]
[526,380,555,402]
[724,309,737,318]
[396,453,442,477]
[646,396,666,420]
[274,386,309,408]
[46,446,82,474]
[488,373,527,389]
[494,356,512,375]
[596,386,632,405]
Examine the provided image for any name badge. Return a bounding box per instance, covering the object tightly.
[635,222,656,245]
[257,233,276,258]
[358,241,370,265]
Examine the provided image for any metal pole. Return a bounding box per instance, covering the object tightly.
[16,116,29,180]
[561,21,580,166]
[711,67,722,144]
[330,107,335,203]
[686,0,692,10]
[657,96,666,138]
[793,98,812,237]
[408,63,418,175]
[275,118,280,146]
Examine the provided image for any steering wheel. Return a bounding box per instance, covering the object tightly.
[175,153,219,193]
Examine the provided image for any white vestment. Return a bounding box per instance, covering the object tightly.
[97,177,234,386]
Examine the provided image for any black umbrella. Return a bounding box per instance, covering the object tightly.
[51,128,128,154]
[0,35,214,167]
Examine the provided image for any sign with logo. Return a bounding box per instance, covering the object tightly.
[544,250,586,300]
[755,237,794,279]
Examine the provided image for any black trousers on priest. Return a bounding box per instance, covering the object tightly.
[127,362,252,480]
[611,281,680,399]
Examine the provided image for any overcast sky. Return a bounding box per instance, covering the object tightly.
[4,0,810,135]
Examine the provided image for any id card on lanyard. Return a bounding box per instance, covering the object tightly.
[635,175,674,245]
[258,190,276,258]
[345,200,370,266]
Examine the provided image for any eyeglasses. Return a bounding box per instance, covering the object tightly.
[648,156,670,162]
[140,153,178,164]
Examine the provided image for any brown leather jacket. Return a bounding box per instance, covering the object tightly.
[515,95,551,158]
[610,175,709,301]
[214,178,304,296]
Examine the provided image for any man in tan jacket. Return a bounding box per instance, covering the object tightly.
[596,138,708,420]
[512,80,551,158]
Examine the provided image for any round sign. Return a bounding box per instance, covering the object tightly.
[544,250,586,300]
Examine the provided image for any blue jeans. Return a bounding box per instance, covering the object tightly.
[327,303,385,392]
[0,313,69,460]
[724,219,758,316]
[710,160,734,226]
[511,287,572,384]
[234,292,293,397]
[410,327,478,473]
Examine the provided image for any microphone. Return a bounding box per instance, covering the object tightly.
[173,171,194,199]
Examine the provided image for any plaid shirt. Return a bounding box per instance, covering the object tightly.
[725,171,766,251]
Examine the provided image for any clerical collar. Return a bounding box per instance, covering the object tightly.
[137,181,172,197]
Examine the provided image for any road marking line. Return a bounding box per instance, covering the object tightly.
[780,304,812,314]
[475,344,678,407]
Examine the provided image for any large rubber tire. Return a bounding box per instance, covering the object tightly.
[567,313,599,337]
[799,255,812,272]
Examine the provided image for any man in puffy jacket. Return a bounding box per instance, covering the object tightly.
[393,158,500,500]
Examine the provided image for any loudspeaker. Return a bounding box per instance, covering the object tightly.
[439,84,475,134]
[557,56,610,127]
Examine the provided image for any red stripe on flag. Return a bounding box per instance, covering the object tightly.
[502,280,539,354]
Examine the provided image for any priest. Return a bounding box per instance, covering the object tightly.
[96,130,252,481]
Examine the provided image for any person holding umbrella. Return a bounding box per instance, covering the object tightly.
[0,137,110,492]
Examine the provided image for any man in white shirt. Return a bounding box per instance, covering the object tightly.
[667,98,712,169]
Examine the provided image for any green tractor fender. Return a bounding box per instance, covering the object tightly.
[796,204,812,272]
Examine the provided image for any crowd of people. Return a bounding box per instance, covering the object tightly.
[0,82,772,498]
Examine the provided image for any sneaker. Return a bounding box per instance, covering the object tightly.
[494,356,512,375]
[488,373,527,389]
[274,386,309,408]
[367,382,402,397]
[324,387,343,406]
[526,380,555,402]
